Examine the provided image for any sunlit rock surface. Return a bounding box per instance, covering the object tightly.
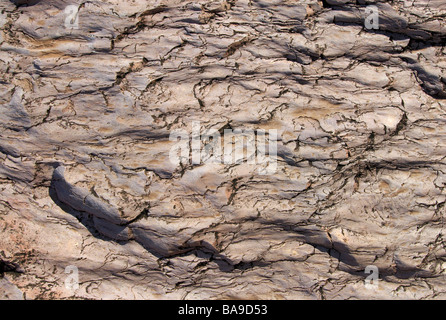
[1,0,446,299]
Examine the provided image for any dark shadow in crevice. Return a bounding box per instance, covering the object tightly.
[258,218,437,280]
[9,0,41,7]
[327,27,446,99]
[0,257,24,278]
[255,218,361,269]
[49,181,110,243]
[331,17,446,46]
[49,174,240,272]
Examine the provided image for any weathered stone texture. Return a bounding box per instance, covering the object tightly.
[1,0,446,299]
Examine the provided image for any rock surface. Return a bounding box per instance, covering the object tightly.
[1,0,446,299]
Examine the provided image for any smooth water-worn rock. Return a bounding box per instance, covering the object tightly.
[1,0,446,299]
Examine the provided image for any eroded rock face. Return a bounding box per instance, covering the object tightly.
[1,0,446,299]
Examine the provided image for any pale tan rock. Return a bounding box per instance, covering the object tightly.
[1,0,446,300]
